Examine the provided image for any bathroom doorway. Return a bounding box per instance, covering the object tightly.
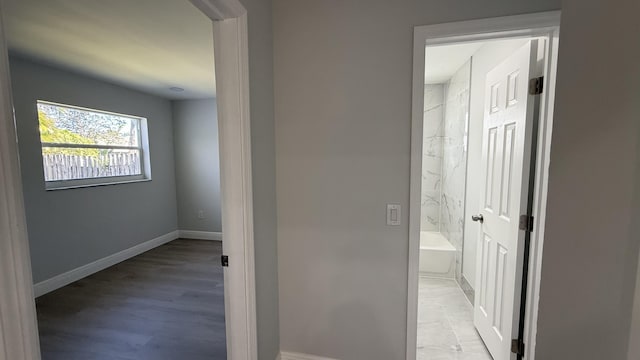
[418,37,535,360]
[407,12,560,360]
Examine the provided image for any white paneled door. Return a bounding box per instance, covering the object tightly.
[473,40,538,360]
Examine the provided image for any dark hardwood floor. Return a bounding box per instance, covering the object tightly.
[35,239,226,360]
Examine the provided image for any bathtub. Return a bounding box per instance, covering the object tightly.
[419,231,456,277]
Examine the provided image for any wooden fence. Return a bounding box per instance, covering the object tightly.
[42,153,141,181]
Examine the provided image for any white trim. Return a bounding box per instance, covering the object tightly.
[278,351,338,360]
[0,1,42,358]
[179,230,223,241]
[45,177,151,191]
[521,23,560,360]
[213,11,258,360]
[408,11,560,360]
[33,230,223,297]
[189,0,246,20]
[33,231,179,297]
[416,11,561,46]
[407,22,426,360]
[0,0,256,359]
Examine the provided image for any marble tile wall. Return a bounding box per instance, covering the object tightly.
[421,85,444,232]
[441,61,471,282]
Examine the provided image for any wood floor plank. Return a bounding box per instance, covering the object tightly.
[36,239,226,360]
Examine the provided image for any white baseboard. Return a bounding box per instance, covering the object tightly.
[279,352,338,360]
[179,230,222,241]
[33,230,180,297]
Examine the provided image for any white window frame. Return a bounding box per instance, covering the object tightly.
[37,100,152,190]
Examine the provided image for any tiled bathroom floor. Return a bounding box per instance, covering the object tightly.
[417,277,493,360]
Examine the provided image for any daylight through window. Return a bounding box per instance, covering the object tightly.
[37,101,148,187]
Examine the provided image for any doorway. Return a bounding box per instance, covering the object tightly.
[0,1,257,359]
[4,0,224,358]
[407,12,560,360]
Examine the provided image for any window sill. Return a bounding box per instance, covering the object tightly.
[45,177,151,191]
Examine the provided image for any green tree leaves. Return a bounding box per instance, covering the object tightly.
[38,103,139,147]
[39,111,99,156]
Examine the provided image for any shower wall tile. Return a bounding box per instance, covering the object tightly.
[421,84,444,231]
[441,61,471,282]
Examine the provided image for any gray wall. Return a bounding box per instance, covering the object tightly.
[10,56,178,284]
[630,256,640,360]
[172,99,221,233]
[536,0,640,358]
[239,0,280,358]
[273,0,560,358]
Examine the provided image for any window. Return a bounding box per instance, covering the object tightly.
[37,101,150,189]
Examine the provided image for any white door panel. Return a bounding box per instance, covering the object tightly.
[474,40,538,360]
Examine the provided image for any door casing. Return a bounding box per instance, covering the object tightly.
[407,11,561,360]
[0,1,259,359]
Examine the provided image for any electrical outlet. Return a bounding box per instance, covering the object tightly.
[197,210,205,219]
[387,204,401,226]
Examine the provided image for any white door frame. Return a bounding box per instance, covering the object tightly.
[407,11,560,360]
[0,0,258,359]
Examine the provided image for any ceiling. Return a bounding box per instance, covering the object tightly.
[424,42,484,84]
[4,0,216,99]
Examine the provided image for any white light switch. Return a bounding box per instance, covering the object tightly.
[387,204,401,226]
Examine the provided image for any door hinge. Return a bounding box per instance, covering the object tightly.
[519,214,534,232]
[221,255,229,267]
[511,339,525,356]
[529,76,544,95]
